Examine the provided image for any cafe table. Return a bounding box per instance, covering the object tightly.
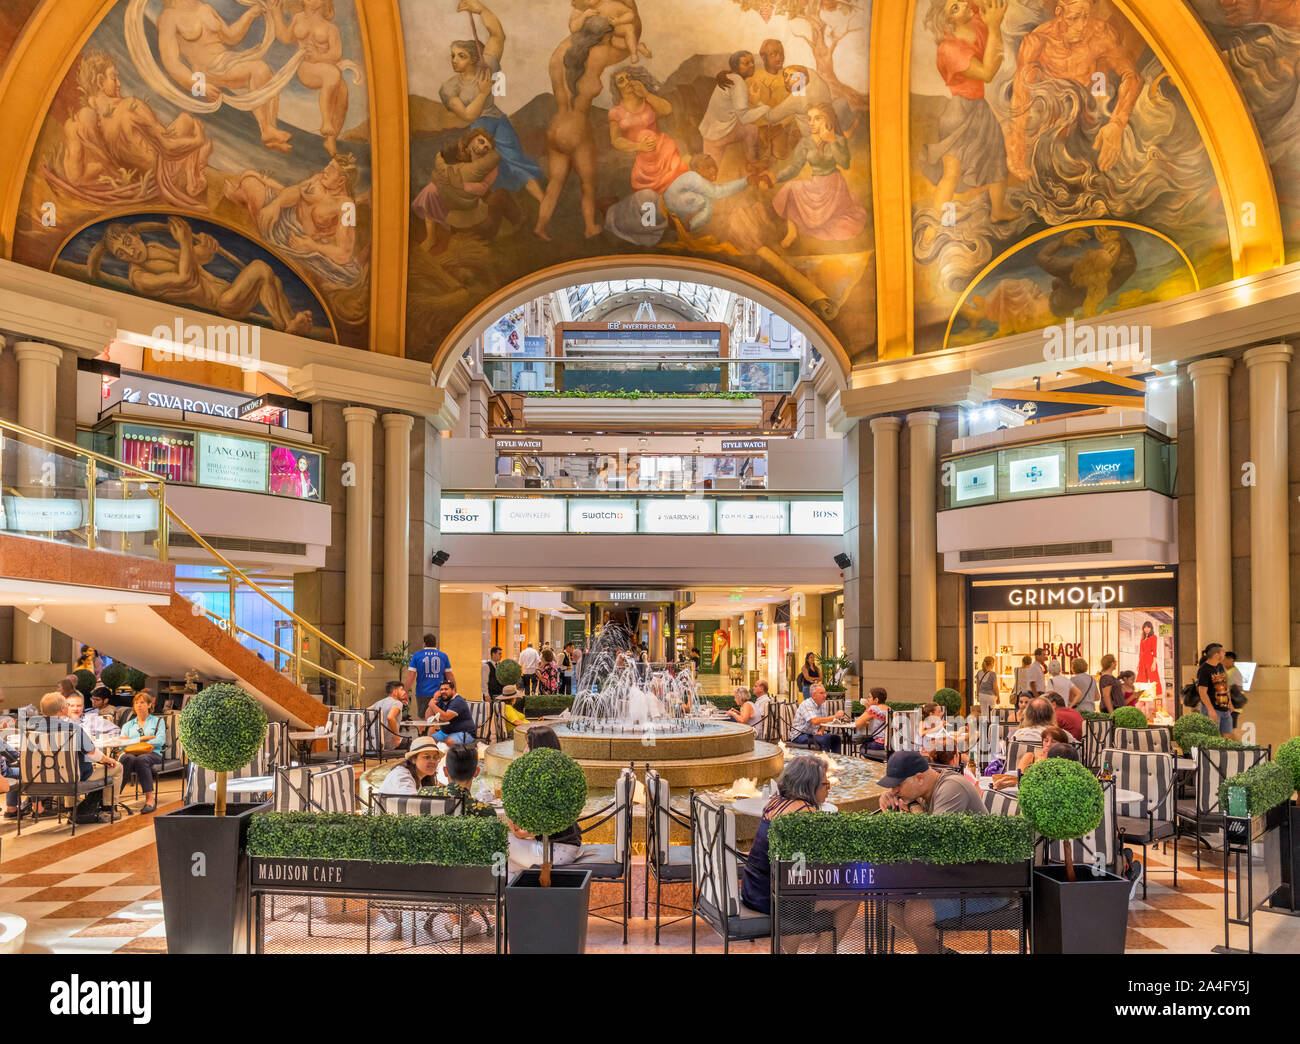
[976,776,1146,810]
[208,775,275,796]
[729,796,838,817]
[289,730,328,763]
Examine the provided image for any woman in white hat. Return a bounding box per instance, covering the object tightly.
[378,736,443,796]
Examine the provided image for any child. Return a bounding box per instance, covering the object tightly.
[569,0,651,62]
[854,687,889,750]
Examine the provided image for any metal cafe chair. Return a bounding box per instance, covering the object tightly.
[1177,745,1270,869]
[575,765,635,943]
[1108,748,1178,898]
[643,766,692,944]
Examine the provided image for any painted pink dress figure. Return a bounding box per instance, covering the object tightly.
[607,68,688,195]
[1136,619,1161,693]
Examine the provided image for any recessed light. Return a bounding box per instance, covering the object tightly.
[27,604,45,624]
[105,606,118,624]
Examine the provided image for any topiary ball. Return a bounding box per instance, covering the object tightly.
[178,683,267,772]
[494,658,523,688]
[100,662,128,692]
[73,670,96,697]
[501,747,587,838]
[127,667,148,691]
[934,687,962,716]
[1277,737,1300,795]
[1111,706,1148,729]
[1018,758,1104,842]
[1172,712,1220,753]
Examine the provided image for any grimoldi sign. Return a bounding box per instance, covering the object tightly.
[251,858,347,886]
[495,439,543,452]
[970,574,1176,612]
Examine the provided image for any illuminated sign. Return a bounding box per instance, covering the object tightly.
[441,501,492,533]
[605,321,677,331]
[93,499,158,533]
[1075,447,1136,486]
[970,575,1176,612]
[495,439,544,452]
[1,497,84,532]
[955,464,996,503]
[113,375,247,418]
[1007,584,1123,607]
[717,501,787,535]
[569,499,637,533]
[641,500,714,534]
[720,440,767,452]
[1007,453,1062,494]
[197,433,268,492]
[494,499,567,533]
[789,501,843,535]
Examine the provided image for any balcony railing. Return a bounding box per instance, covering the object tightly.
[483,355,800,395]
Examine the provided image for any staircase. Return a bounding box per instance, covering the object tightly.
[0,420,370,724]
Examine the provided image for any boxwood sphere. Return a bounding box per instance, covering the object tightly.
[501,747,587,837]
[1110,706,1148,729]
[1277,736,1300,794]
[933,687,962,716]
[1172,712,1220,752]
[178,683,267,772]
[1017,758,1104,841]
[494,658,523,688]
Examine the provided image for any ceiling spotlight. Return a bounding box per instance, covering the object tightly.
[105,606,118,625]
[27,604,45,624]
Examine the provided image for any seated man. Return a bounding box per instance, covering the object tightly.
[369,680,411,752]
[877,751,1008,953]
[29,692,123,823]
[791,682,843,753]
[1046,691,1083,740]
[430,681,476,746]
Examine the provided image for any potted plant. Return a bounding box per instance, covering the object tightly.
[1018,758,1130,953]
[933,687,963,717]
[501,747,590,953]
[1172,712,1219,755]
[73,669,96,698]
[154,682,267,954]
[379,640,412,683]
[1110,706,1148,729]
[495,658,523,690]
[1268,737,1300,912]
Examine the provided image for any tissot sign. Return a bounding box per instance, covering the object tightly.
[970,575,1177,612]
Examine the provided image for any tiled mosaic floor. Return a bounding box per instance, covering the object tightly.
[2,769,1298,954]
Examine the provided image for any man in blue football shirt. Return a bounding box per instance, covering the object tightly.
[405,633,454,718]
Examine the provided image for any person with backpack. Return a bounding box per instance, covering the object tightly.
[1192,643,1233,737]
[405,633,454,718]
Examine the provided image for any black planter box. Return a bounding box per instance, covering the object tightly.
[776,859,1032,894]
[506,868,591,954]
[1268,803,1300,913]
[1032,864,1130,954]
[155,802,268,955]
[248,856,499,898]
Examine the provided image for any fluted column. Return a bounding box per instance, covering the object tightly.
[1187,358,1234,649]
[1245,344,1292,664]
[908,411,940,662]
[13,341,62,663]
[343,407,377,658]
[871,416,902,661]
[381,413,414,652]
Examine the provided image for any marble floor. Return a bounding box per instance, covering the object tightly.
[2,771,1297,955]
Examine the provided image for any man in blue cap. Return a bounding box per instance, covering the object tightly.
[878,750,1007,952]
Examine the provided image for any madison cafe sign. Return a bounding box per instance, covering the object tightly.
[970,575,1177,612]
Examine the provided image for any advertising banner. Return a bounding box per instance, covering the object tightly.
[198,433,268,492]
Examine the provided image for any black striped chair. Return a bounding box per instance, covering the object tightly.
[981,788,1020,817]
[1177,745,1270,869]
[467,700,491,744]
[17,729,116,836]
[1108,748,1177,898]
[767,700,796,743]
[1004,739,1042,774]
[690,792,768,953]
[184,762,271,805]
[1047,778,1118,875]
[371,793,457,816]
[1082,717,1113,772]
[1111,726,1172,754]
[643,767,692,944]
[889,708,923,753]
[362,709,408,764]
[311,710,365,766]
[257,720,289,774]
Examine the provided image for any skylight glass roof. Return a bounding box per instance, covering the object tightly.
[565,279,733,322]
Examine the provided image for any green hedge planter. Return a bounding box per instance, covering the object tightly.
[524,693,575,716]
[768,811,1035,865]
[248,811,507,866]
[1081,711,1113,723]
[1172,713,1221,752]
[1218,762,1296,818]
[1110,706,1148,730]
[1193,736,1268,752]
[1275,737,1300,795]
[886,701,923,713]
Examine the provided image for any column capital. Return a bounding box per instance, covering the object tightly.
[342,405,378,425]
[1186,356,1235,382]
[1244,343,1293,369]
[381,411,416,432]
[905,410,941,429]
[13,341,63,367]
[869,415,903,434]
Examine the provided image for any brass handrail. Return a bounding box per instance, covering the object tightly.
[0,417,162,482]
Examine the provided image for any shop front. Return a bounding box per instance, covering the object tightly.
[968,568,1178,715]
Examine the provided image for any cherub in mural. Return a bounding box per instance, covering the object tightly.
[607,68,688,196]
[87,216,314,333]
[921,0,1019,224]
[1006,0,1141,178]
[42,50,212,209]
[153,0,293,151]
[442,1,544,205]
[224,152,365,289]
[265,0,364,157]
[569,0,651,63]
[770,104,866,247]
[698,52,769,174]
[536,13,628,239]
[412,126,521,256]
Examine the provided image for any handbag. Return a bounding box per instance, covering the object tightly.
[123,742,153,756]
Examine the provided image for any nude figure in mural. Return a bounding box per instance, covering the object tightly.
[536,15,627,239]
[569,0,650,63]
[90,216,313,334]
[157,0,292,151]
[44,51,212,209]
[1006,0,1141,178]
[265,0,362,156]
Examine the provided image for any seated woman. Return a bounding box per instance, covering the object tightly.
[507,726,583,874]
[725,686,762,733]
[853,687,889,749]
[119,692,167,814]
[377,736,442,796]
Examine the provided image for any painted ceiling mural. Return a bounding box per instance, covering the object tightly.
[11,0,373,348]
[398,0,876,364]
[909,0,1230,354]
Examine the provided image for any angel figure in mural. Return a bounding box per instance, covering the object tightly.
[224,152,366,291]
[1005,0,1141,179]
[536,12,630,239]
[88,216,314,334]
[769,104,867,247]
[921,0,1019,224]
[43,51,212,209]
[265,0,364,157]
[569,0,651,63]
[440,1,545,205]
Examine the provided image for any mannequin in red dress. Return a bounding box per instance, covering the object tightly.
[1136,619,1161,693]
